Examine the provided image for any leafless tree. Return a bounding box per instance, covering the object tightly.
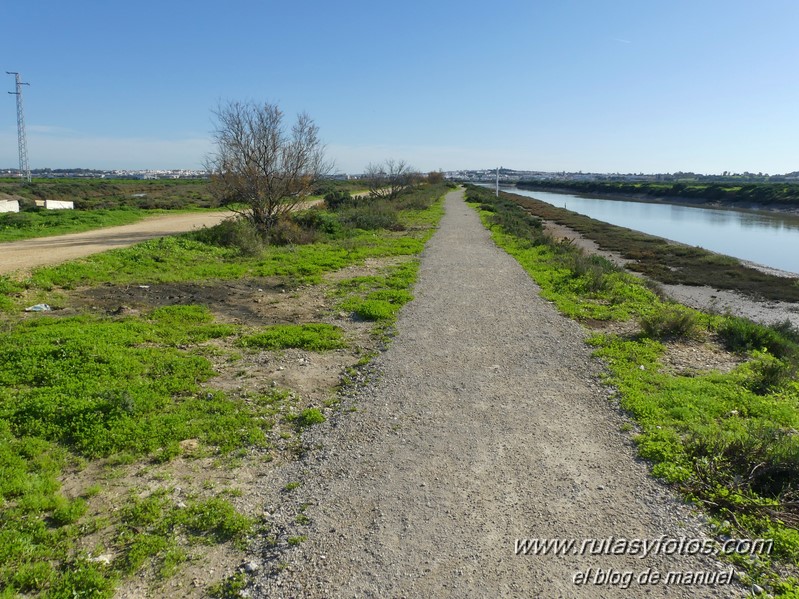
[206,101,331,233]
[364,159,418,200]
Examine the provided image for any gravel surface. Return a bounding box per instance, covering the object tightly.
[0,211,229,274]
[251,189,744,598]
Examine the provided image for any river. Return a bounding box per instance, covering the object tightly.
[506,187,799,275]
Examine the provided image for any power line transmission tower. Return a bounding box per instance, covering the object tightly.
[7,71,31,183]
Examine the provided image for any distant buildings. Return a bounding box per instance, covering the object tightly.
[0,168,208,179]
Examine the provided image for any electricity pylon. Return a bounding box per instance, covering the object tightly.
[7,71,31,183]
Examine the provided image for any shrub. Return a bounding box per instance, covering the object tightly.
[267,216,318,246]
[193,217,263,256]
[292,208,342,235]
[324,190,354,211]
[640,305,701,340]
[394,192,435,211]
[741,352,795,395]
[717,316,798,360]
[489,209,544,243]
[689,423,799,500]
[337,203,403,231]
[570,254,619,293]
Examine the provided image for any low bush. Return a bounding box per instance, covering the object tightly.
[292,208,342,236]
[640,305,701,340]
[337,203,403,231]
[267,217,318,246]
[568,253,620,293]
[717,316,798,360]
[689,421,799,509]
[193,217,263,256]
[324,190,354,210]
[740,352,796,395]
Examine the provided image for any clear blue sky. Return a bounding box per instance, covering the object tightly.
[2,0,797,174]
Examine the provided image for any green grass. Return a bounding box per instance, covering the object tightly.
[466,183,799,595]
[334,260,420,325]
[294,408,326,428]
[239,323,347,351]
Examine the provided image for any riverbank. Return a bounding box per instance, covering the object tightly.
[543,220,799,328]
[498,188,799,304]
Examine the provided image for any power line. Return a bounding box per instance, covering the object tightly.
[7,71,31,183]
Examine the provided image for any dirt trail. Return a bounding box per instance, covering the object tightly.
[0,211,230,274]
[253,190,740,598]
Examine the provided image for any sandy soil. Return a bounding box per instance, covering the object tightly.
[251,190,742,598]
[0,211,231,275]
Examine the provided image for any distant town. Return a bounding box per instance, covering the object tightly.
[448,168,799,185]
[1,166,798,184]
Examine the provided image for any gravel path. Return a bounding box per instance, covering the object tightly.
[253,189,742,598]
[0,211,229,274]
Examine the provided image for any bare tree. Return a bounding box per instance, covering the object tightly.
[364,159,417,200]
[206,101,330,233]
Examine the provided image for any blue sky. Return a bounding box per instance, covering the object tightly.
[1,0,797,174]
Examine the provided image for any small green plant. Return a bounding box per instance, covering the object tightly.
[349,298,396,321]
[287,535,307,546]
[323,189,354,211]
[239,323,346,351]
[208,572,248,599]
[283,481,300,492]
[295,408,325,428]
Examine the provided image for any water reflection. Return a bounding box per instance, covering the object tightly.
[509,188,799,274]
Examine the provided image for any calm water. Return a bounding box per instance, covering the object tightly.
[507,187,799,275]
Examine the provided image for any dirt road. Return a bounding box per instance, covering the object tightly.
[0,211,230,274]
[253,190,740,598]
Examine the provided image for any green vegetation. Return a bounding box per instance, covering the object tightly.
[334,260,420,325]
[518,179,799,206]
[466,184,799,594]
[0,177,216,210]
[501,189,799,302]
[639,305,702,340]
[239,323,347,351]
[208,572,248,599]
[293,408,326,428]
[0,187,443,301]
[0,306,281,596]
[0,182,448,596]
